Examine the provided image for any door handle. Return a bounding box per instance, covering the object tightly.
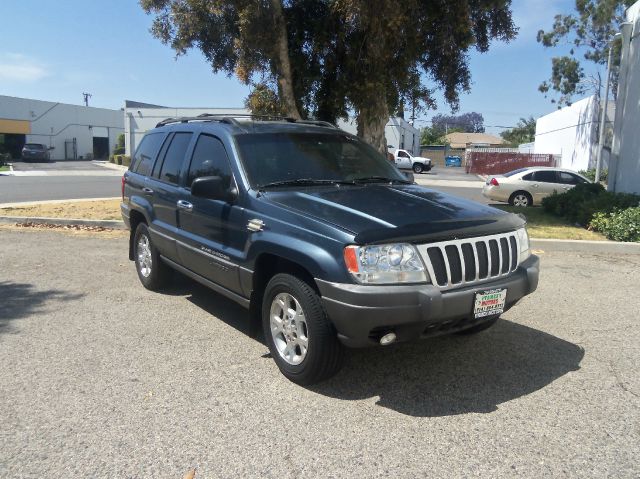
[177,200,193,211]
[142,187,154,195]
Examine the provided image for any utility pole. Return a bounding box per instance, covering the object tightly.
[82,92,92,107]
[595,33,621,184]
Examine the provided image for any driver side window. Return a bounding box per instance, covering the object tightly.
[186,134,233,190]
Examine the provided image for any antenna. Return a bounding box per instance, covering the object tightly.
[82,92,92,106]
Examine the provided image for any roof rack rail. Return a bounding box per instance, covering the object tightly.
[155,114,339,129]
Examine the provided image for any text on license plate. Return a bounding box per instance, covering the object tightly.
[473,288,507,318]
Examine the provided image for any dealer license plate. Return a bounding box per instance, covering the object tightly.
[473,289,507,318]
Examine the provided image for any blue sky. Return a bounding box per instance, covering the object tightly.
[0,0,598,135]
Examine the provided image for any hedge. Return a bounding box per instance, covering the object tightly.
[590,208,640,242]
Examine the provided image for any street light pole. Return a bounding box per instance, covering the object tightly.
[595,33,621,184]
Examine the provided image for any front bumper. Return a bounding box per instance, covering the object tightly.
[317,255,539,347]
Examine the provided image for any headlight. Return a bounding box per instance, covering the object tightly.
[343,243,429,284]
[515,227,531,264]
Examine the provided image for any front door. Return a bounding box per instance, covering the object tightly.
[396,150,411,169]
[176,133,246,294]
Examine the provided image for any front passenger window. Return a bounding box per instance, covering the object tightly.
[187,134,233,190]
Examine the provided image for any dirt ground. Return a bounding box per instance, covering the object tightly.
[0,199,121,220]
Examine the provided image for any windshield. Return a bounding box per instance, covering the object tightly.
[235,133,406,188]
[24,144,45,149]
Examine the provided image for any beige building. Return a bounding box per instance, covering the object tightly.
[444,132,505,149]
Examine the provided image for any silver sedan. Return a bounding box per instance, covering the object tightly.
[482,167,590,207]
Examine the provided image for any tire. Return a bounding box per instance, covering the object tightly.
[133,222,170,291]
[509,191,533,207]
[412,163,424,174]
[455,316,499,335]
[262,273,344,385]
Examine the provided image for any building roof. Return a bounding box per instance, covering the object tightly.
[445,132,505,149]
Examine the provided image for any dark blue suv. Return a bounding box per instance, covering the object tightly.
[121,115,539,385]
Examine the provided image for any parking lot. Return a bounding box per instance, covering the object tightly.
[1,228,639,478]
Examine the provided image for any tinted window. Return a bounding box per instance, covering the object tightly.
[156,132,192,184]
[504,168,529,177]
[522,173,534,181]
[532,170,558,183]
[558,171,585,185]
[187,135,233,189]
[25,143,45,150]
[132,133,165,176]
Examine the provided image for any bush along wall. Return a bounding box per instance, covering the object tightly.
[542,183,640,242]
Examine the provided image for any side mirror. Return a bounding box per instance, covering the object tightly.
[191,176,237,202]
[404,171,415,182]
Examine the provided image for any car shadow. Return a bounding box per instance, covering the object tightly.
[162,275,584,418]
[311,320,584,417]
[0,281,85,335]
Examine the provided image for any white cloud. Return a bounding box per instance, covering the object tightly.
[0,53,49,82]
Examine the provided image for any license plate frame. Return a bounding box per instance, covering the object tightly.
[473,288,507,319]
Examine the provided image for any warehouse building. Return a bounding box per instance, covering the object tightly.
[0,95,124,161]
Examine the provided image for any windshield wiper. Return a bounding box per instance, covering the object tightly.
[352,176,412,184]
[257,178,356,189]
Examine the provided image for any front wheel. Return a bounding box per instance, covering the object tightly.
[262,273,344,385]
[412,163,424,174]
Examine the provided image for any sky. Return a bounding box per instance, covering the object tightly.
[0,0,601,135]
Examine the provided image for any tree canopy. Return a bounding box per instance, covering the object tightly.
[420,112,485,145]
[141,0,517,152]
[537,0,634,106]
[499,117,536,146]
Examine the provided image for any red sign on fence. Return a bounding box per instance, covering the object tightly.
[466,152,557,175]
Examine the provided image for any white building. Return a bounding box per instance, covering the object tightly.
[534,96,614,172]
[124,101,249,156]
[337,116,420,155]
[609,1,640,194]
[0,95,123,160]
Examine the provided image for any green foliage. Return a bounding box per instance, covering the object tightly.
[537,0,632,106]
[244,83,286,117]
[542,182,640,226]
[113,133,126,155]
[421,112,484,145]
[578,168,608,182]
[590,208,640,242]
[0,152,11,166]
[500,117,536,146]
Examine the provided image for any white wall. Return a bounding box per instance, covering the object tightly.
[0,95,123,160]
[534,96,600,171]
[609,1,640,194]
[336,116,420,155]
[124,107,249,156]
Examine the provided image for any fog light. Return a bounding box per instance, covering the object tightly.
[380,332,397,346]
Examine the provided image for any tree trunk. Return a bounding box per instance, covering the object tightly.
[357,92,389,155]
[270,0,301,119]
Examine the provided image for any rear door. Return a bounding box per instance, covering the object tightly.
[175,133,246,294]
[557,171,587,192]
[145,131,194,261]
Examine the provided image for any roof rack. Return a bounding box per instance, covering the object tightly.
[155,114,339,129]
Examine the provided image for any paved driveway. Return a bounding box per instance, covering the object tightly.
[1,229,638,478]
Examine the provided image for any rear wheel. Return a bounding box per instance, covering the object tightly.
[509,191,533,207]
[133,223,170,291]
[412,163,424,174]
[262,273,344,385]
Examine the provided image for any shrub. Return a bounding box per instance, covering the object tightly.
[113,133,125,156]
[578,168,608,183]
[122,156,131,167]
[542,183,640,226]
[590,208,640,242]
[0,152,11,166]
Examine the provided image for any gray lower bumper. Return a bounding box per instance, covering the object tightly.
[317,255,539,347]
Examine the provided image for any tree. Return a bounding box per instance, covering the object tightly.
[432,112,485,134]
[500,117,536,146]
[537,0,633,106]
[141,0,516,153]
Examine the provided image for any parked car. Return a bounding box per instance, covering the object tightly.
[482,167,590,207]
[390,148,432,173]
[121,116,539,385]
[21,143,51,162]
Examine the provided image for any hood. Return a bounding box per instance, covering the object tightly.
[414,156,431,162]
[263,184,524,244]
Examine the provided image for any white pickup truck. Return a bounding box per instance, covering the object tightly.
[390,148,432,174]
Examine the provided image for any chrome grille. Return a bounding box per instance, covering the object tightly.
[417,232,519,290]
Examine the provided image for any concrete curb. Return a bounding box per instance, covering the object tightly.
[0,163,15,176]
[531,238,640,254]
[0,216,126,230]
[0,197,120,208]
[92,161,128,172]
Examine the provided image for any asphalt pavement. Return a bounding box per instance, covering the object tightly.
[1,229,638,478]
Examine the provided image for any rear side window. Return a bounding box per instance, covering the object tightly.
[155,132,192,184]
[132,133,165,176]
[532,170,558,183]
[187,135,233,189]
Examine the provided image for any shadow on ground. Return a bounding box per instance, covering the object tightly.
[0,281,84,335]
[163,275,584,418]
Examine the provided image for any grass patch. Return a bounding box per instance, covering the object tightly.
[495,205,607,241]
[0,165,10,172]
[0,199,121,220]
